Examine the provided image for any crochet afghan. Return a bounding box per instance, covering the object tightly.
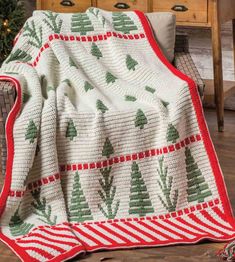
[0,8,234,262]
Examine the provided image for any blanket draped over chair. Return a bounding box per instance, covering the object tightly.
[0,8,234,262]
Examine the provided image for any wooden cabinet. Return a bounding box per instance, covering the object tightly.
[96,0,149,13]
[153,0,208,24]
[37,0,92,13]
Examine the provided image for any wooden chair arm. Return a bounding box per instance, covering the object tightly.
[0,81,16,176]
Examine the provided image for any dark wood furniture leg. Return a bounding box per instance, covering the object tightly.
[233,19,235,91]
[211,0,224,132]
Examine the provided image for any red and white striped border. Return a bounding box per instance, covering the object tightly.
[60,134,202,172]
[13,203,235,262]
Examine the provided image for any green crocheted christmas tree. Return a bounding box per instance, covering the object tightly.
[129,162,154,217]
[43,11,63,34]
[71,13,94,35]
[126,55,138,71]
[98,167,120,219]
[106,72,117,84]
[125,95,137,102]
[9,207,34,237]
[66,119,77,141]
[98,139,119,219]
[84,81,94,92]
[157,157,178,212]
[23,20,42,48]
[185,147,212,203]
[68,172,93,222]
[91,43,102,59]
[6,49,32,64]
[145,86,156,94]
[166,124,179,143]
[112,12,138,34]
[102,138,114,158]
[31,188,57,225]
[135,109,148,129]
[96,99,108,113]
[25,120,37,144]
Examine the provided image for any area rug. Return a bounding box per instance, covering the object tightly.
[0,8,234,262]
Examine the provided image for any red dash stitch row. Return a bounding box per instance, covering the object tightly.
[26,32,145,67]
[8,173,61,198]
[60,134,202,172]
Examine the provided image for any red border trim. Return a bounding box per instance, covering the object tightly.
[0,10,234,261]
[134,11,234,221]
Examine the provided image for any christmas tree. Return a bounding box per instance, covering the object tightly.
[106,71,117,84]
[112,12,138,34]
[102,138,114,158]
[9,207,34,237]
[66,119,77,141]
[91,42,102,59]
[25,120,37,144]
[0,0,25,64]
[125,95,137,102]
[31,188,57,225]
[129,162,154,217]
[185,147,212,203]
[157,157,178,212]
[43,11,63,34]
[23,20,42,48]
[166,124,179,143]
[126,55,138,71]
[96,99,108,113]
[84,81,94,92]
[135,109,148,129]
[145,86,156,94]
[6,48,32,64]
[98,167,120,219]
[71,13,94,35]
[68,172,93,222]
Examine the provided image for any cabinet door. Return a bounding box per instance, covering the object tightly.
[96,0,149,13]
[38,0,92,13]
[153,0,208,24]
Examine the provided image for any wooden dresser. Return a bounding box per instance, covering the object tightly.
[37,0,235,132]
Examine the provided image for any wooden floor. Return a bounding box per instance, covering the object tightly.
[0,109,234,262]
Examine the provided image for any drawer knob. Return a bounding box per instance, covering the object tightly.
[60,0,75,7]
[171,5,188,12]
[114,2,130,9]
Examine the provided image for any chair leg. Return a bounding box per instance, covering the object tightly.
[211,1,224,132]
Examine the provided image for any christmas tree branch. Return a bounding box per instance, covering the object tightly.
[157,157,178,212]
[43,11,63,34]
